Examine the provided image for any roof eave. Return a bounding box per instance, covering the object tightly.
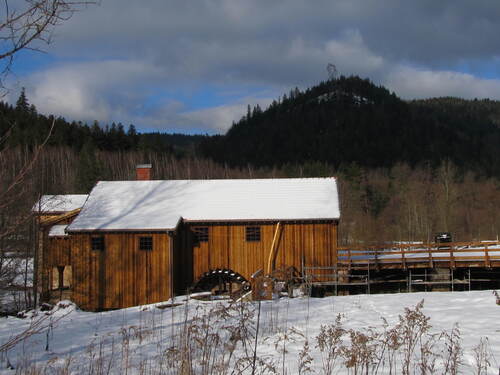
[183,217,340,223]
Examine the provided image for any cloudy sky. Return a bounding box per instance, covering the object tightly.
[5,1,500,133]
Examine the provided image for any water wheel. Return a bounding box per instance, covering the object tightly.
[193,269,250,297]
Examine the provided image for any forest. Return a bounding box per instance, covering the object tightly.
[1,77,499,259]
[200,76,500,177]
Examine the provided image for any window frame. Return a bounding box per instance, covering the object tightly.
[245,226,261,242]
[139,236,153,251]
[90,235,105,251]
[193,226,209,243]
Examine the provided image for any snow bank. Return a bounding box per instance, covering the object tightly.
[0,290,499,374]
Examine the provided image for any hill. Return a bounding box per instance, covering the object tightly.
[0,99,204,157]
[1,79,499,246]
[199,76,500,177]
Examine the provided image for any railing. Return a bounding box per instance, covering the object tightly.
[336,241,500,269]
[302,265,371,294]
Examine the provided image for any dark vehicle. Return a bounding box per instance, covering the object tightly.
[435,232,452,243]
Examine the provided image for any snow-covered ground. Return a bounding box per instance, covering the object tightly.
[0,257,33,314]
[1,290,499,374]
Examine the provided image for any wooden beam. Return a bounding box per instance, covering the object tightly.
[266,222,282,274]
[39,208,81,226]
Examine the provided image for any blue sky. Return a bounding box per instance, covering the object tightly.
[4,0,500,134]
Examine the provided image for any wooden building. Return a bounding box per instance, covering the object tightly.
[36,167,340,311]
[33,195,88,302]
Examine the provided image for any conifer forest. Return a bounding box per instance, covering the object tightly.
[1,77,500,249]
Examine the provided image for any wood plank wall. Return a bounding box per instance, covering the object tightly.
[39,213,78,301]
[71,233,171,311]
[45,237,71,267]
[42,236,72,297]
[186,221,338,282]
[68,222,337,310]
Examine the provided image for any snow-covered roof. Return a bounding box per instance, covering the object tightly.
[48,225,68,237]
[32,195,88,213]
[67,178,339,232]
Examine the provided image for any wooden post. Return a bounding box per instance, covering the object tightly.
[468,268,471,291]
[98,245,105,310]
[424,269,427,292]
[168,232,174,303]
[484,244,490,268]
[451,268,454,292]
[334,265,338,296]
[266,222,282,275]
[33,216,39,308]
[407,269,411,293]
[367,262,370,295]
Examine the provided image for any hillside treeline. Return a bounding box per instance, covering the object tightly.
[2,145,498,246]
[1,80,499,247]
[200,76,500,177]
[0,94,202,156]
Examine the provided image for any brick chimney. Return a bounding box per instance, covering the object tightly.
[136,164,152,180]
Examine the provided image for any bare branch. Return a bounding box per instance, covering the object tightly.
[0,0,98,91]
[0,117,55,202]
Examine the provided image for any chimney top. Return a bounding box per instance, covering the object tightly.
[136,164,152,180]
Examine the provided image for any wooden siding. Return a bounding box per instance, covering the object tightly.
[53,221,337,310]
[45,237,71,267]
[186,222,338,282]
[71,233,172,311]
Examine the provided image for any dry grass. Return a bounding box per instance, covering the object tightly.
[1,297,497,374]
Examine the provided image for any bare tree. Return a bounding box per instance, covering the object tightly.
[0,0,96,311]
[1,0,98,92]
[0,119,55,312]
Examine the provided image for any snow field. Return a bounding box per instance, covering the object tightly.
[0,290,499,374]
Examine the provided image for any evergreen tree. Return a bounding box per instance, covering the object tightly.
[127,124,139,149]
[29,104,37,116]
[15,88,29,112]
[75,139,103,192]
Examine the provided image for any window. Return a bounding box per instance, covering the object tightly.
[91,236,105,251]
[139,236,153,251]
[246,226,261,242]
[193,227,209,242]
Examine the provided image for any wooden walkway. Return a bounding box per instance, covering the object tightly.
[335,241,500,270]
[299,241,500,295]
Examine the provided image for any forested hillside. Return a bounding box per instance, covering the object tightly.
[1,79,499,245]
[0,91,204,157]
[200,76,500,177]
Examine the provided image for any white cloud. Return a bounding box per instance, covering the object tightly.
[323,30,385,75]
[10,1,500,133]
[19,39,500,134]
[180,97,274,133]
[385,67,500,100]
[25,60,164,123]
[21,57,274,133]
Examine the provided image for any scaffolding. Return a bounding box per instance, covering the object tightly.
[301,265,500,296]
[407,268,471,292]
